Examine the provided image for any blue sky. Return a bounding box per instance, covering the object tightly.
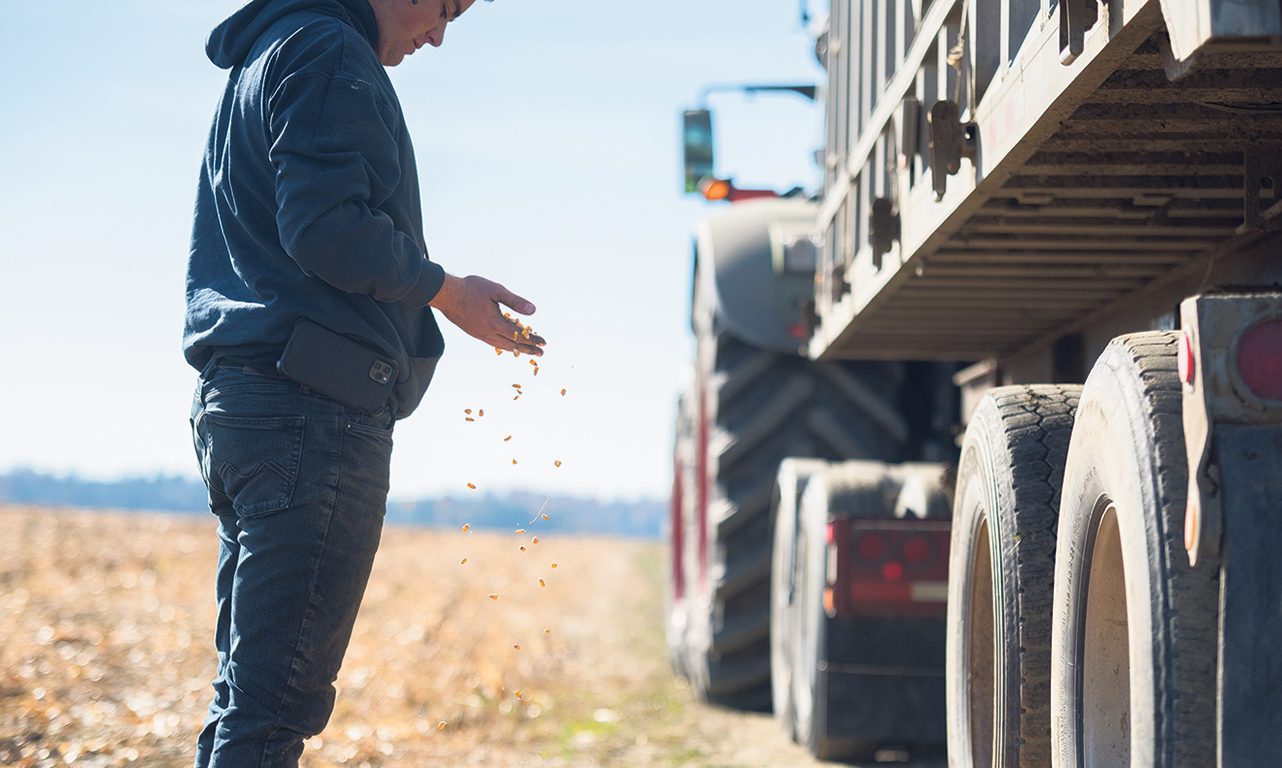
[0,1,825,501]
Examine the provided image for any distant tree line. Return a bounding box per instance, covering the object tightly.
[0,469,664,538]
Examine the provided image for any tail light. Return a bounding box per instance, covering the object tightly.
[826,520,950,618]
[1237,318,1282,402]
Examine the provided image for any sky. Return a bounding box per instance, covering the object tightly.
[0,0,825,502]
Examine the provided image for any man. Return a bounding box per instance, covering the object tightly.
[183,0,543,765]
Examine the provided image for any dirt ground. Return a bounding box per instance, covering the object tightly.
[0,504,879,768]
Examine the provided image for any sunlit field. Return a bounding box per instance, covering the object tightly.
[0,505,829,768]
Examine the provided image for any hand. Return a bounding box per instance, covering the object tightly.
[428,273,546,356]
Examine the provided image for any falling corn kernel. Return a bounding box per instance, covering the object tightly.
[512,331,519,341]
[520,546,527,552]
[464,408,473,414]
[465,417,475,422]
[514,690,523,700]
[460,558,469,565]
[538,578,546,588]
[461,524,471,532]
[529,359,538,366]
[514,350,521,358]
[541,514,550,521]
[554,460,562,468]
[488,593,499,600]
[504,435,513,442]
[544,628,551,635]
[532,537,540,545]
[503,312,512,319]
[512,384,522,390]
[437,721,447,731]
[516,529,526,534]
[513,644,522,651]
[467,482,477,490]
[495,348,503,355]
[512,459,518,465]
[560,388,567,396]
[550,563,558,569]
[478,409,485,417]
[533,368,539,376]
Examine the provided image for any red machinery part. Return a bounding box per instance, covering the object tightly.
[1236,318,1282,402]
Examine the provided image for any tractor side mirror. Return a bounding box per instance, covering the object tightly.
[682,109,715,195]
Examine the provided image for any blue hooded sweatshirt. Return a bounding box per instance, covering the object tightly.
[184,0,445,418]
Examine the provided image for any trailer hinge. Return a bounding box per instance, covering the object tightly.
[1058,0,1099,65]
[928,100,977,201]
[870,198,900,268]
[1241,146,1282,233]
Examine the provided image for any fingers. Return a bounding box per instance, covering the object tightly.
[495,286,536,316]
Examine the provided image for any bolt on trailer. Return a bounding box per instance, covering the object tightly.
[810,0,1282,762]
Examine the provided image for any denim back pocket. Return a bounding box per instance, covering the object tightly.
[203,413,306,518]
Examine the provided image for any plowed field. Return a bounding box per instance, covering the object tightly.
[0,505,841,767]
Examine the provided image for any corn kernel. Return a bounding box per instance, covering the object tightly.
[514,690,523,700]
[513,644,522,651]
[532,537,540,545]
[560,388,567,396]
[461,524,471,532]
[533,368,539,376]
[467,483,477,490]
[495,348,503,355]
[520,546,527,552]
[465,417,475,422]
[554,460,562,468]
[488,593,499,600]
[437,721,447,731]
[464,408,473,414]
[538,579,546,588]
[512,384,522,390]
[512,459,518,465]
[550,563,558,569]
[544,628,551,635]
[541,514,550,521]
[516,529,525,534]
[460,558,468,565]
[478,409,484,417]
[504,435,513,442]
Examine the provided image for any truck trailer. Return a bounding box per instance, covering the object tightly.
[667,0,1282,764]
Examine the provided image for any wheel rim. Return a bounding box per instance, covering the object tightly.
[1081,503,1130,767]
[967,516,996,767]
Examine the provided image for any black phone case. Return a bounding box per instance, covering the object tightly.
[276,320,397,412]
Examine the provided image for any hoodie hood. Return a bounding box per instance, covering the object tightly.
[206,0,379,69]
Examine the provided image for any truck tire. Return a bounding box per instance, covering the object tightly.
[945,385,1081,768]
[691,335,906,710]
[770,458,829,738]
[792,461,900,761]
[1050,332,1218,767]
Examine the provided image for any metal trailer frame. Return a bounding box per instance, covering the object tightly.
[809,0,1282,365]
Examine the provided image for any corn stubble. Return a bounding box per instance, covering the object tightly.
[0,506,680,767]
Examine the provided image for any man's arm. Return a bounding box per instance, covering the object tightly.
[268,72,443,306]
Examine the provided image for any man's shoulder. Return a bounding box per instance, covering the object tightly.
[262,11,382,83]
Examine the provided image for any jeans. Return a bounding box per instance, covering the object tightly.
[189,363,395,768]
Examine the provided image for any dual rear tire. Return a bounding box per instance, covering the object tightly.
[947,332,1218,767]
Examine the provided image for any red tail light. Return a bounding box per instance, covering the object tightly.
[902,534,933,565]
[1237,318,1282,401]
[856,531,888,561]
[835,521,951,618]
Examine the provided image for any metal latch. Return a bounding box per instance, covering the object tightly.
[1059,0,1099,65]
[870,198,900,267]
[928,100,977,201]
